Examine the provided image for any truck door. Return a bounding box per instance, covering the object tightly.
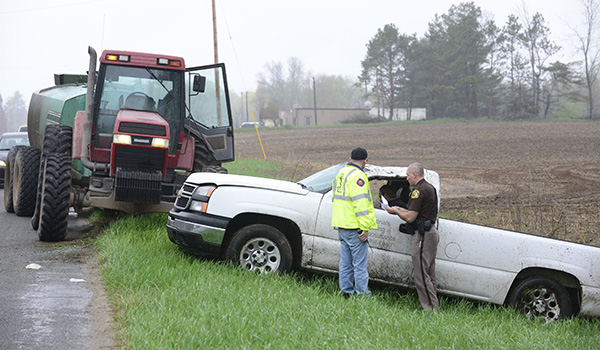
[185,63,234,163]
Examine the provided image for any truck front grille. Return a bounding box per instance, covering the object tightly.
[174,183,197,209]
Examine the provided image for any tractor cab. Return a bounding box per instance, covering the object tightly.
[90,51,234,175]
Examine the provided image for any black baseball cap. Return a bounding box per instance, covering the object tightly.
[351,147,368,160]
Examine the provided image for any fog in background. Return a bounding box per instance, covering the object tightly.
[0,0,586,132]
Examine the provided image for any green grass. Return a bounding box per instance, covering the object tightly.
[95,214,600,349]
[95,159,600,349]
[222,158,286,179]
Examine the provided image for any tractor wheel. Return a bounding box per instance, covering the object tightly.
[202,165,228,174]
[12,147,41,217]
[32,125,72,230]
[191,135,220,172]
[3,146,26,213]
[37,154,71,242]
[42,124,73,156]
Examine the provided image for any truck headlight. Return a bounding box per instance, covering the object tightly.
[188,185,216,212]
[189,200,208,213]
[151,137,169,148]
[113,134,131,145]
[0,160,5,167]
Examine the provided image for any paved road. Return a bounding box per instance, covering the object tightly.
[0,188,102,350]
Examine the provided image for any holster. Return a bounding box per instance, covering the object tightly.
[399,218,433,235]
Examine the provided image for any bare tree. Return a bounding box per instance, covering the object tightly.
[569,0,600,119]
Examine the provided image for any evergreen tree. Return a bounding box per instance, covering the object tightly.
[360,23,403,120]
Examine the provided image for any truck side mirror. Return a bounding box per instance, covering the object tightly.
[192,75,206,93]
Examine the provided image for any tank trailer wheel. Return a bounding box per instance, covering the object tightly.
[12,147,41,217]
[32,125,72,230]
[3,146,26,213]
[37,154,71,242]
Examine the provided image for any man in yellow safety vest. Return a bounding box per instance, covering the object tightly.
[331,147,377,297]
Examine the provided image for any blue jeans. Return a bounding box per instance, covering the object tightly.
[338,228,370,295]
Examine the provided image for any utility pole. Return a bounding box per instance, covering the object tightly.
[212,0,218,64]
[313,77,318,126]
[212,0,222,125]
[240,92,244,125]
[245,92,249,122]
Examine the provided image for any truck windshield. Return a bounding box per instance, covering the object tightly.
[94,65,182,150]
[297,163,345,193]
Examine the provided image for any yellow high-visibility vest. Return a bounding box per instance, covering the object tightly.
[331,163,377,231]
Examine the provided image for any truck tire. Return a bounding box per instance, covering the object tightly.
[32,125,73,230]
[3,146,26,213]
[226,224,293,274]
[37,154,71,242]
[12,147,41,217]
[507,276,574,322]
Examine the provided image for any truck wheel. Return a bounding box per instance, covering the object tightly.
[32,125,73,230]
[226,224,293,274]
[37,154,71,242]
[3,146,25,213]
[12,147,41,217]
[202,165,228,174]
[507,276,574,322]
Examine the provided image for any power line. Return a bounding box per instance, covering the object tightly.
[0,0,102,15]
[217,0,247,92]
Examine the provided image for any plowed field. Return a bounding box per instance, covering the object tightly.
[235,121,600,246]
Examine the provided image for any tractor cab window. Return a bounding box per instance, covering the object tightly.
[186,66,232,129]
[184,64,235,164]
[94,65,182,151]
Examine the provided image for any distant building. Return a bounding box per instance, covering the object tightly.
[370,108,427,121]
[279,108,370,126]
[277,107,427,126]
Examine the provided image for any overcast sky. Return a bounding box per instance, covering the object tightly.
[0,0,584,106]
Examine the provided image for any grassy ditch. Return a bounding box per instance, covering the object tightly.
[95,159,600,349]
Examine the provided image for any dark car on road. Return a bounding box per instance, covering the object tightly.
[0,132,29,188]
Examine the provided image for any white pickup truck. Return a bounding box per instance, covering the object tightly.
[167,163,600,322]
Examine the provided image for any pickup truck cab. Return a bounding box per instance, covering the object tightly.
[167,163,600,322]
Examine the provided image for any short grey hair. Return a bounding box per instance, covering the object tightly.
[407,162,424,177]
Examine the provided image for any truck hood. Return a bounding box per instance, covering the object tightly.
[184,172,308,195]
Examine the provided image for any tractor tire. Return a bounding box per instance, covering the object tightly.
[42,124,73,156]
[37,154,71,242]
[191,136,220,172]
[32,125,73,230]
[12,147,41,217]
[202,165,228,174]
[3,146,26,213]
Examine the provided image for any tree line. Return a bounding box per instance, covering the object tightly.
[251,1,600,122]
[360,1,599,120]
[0,92,27,134]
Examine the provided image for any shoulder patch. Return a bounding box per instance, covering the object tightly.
[411,190,420,199]
[356,178,365,187]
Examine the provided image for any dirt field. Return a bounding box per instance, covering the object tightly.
[235,120,600,246]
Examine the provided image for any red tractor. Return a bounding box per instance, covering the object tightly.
[3,47,234,241]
